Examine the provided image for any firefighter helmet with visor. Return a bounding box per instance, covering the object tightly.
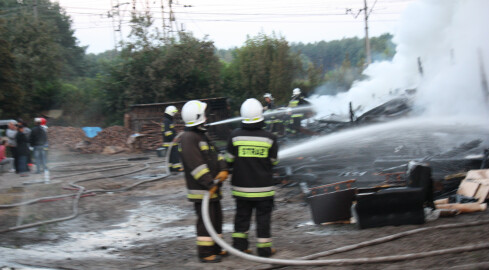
[164,105,178,116]
[240,98,264,124]
[181,100,207,127]
[292,88,301,96]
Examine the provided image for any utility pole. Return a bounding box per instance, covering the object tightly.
[363,0,372,65]
[160,0,167,41]
[110,0,118,51]
[346,0,375,67]
[33,0,38,21]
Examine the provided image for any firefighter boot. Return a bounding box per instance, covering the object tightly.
[257,247,276,257]
[199,254,222,263]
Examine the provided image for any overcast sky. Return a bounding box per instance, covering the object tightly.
[55,0,416,54]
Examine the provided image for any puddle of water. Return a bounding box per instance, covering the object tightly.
[1,200,235,266]
[295,221,315,228]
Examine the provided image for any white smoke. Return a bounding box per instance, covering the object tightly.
[309,0,489,119]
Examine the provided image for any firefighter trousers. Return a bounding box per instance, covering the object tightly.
[166,144,182,172]
[193,200,223,258]
[232,199,274,256]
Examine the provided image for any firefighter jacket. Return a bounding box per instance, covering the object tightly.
[179,127,227,202]
[226,121,279,201]
[162,113,176,147]
[288,94,310,117]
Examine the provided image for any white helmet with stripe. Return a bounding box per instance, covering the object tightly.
[164,105,178,116]
[240,98,264,124]
[292,88,301,96]
[181,100,207,127]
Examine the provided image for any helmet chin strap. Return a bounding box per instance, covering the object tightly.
[197,124,207,132]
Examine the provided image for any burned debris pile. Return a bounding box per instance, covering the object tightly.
[306,97,413,136]
[274,119,489,228]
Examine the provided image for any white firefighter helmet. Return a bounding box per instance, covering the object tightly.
[292,88,301,96]
[181,100,207,127]
[164,105,178,116]
[263,93,273,100]
[34,117,42,123]
[240,98,264,124]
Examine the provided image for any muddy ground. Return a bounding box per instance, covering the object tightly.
[0,149,488,270]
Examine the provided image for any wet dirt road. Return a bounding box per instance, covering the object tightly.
[0,150,488,270]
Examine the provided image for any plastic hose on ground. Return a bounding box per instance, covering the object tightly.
[0,159,170,233]
[202,192,489,266]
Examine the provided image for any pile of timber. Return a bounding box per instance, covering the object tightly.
[47,126,132,153]
[48,126,87,150]
[81,126,132,154]
[139,123,163,150]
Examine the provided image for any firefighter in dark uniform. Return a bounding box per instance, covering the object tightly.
[226,98,279,257]
[263,93,284,136]
[179,100,229,263]
[286,88,313,137]
[162,105,182,172]
[263,93,275,111]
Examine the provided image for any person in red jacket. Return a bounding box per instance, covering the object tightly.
[0,140,14,171]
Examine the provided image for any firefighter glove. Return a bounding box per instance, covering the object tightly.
[215,170,229,182]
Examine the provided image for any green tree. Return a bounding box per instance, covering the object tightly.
[224,33,302,107]
[0,0,85,117]
[102,32,222,125]
[0,38,24,118]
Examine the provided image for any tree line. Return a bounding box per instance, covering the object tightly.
[0,0,395,126]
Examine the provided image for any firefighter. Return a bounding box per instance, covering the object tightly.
[162,105,182,172]
[286,88,314,137]
[263,93,284,136]
[263,93,275,111]
[179,100,229,263]
[226,98,279,257]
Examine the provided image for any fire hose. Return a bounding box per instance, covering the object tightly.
[202,186,489,266]
[0,135,178,233]
[0,158,171,234]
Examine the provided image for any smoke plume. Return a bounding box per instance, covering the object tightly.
[309,0,489,119]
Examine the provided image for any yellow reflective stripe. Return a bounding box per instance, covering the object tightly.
[164,131,173,136]
[191,164,210,180]
[243,117,262,122]
[289,100,299,107]
[197,241,214,246]
[225,152,235,162]
[187,193,218,199]
[232,232,248,238]
[257,242,273,248]
[200,145,209,151]
[271,158,279,165]
[195,168,209,180]
[291,114,304,118]
[232,190,275,198]
[233,141,272,148]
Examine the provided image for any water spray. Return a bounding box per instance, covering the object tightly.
[206,105,315,127]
